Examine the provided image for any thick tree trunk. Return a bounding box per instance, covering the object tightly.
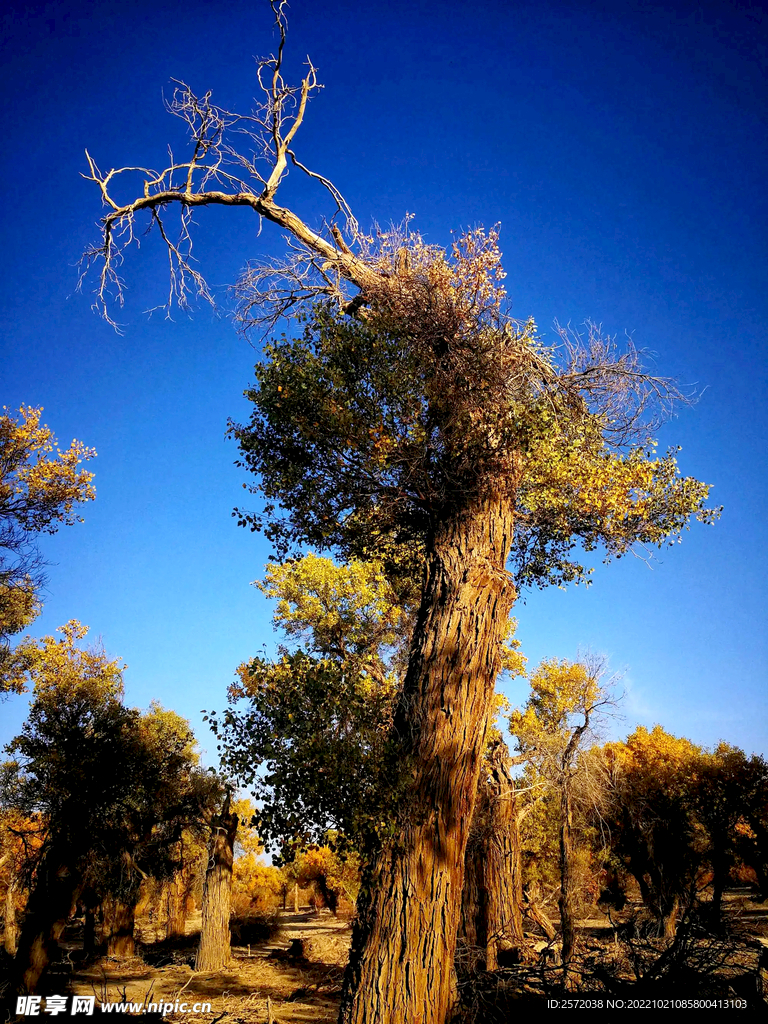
[4,875,19,956]
[460,743,524,971]
[339,496,516,1024]
[483,745,524,970]
[195,797,238,973]
[12,849,81,994]
[102,895,136,958]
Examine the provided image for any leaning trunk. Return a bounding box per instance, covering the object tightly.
[102,895,136,958]
[339,495,516,1024]
[523,883,557,942]
[195,797,238,973]
[4,875,19,956]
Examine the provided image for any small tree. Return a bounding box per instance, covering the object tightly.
[216,554,408,852]
[510,657,616,980]
[232,856,283,918]
[289,845,362,916]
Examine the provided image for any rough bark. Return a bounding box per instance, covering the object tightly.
[460,829,483,950]
[195,796,238,973]
[523,886,557,942]
[661,896,679,940]
[339,494,516,1024]
[483,745,524,970]
[102,895,136,958]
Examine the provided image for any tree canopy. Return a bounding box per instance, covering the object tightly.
[232,303,718,593]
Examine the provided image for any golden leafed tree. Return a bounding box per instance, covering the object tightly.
[0,406,95,694]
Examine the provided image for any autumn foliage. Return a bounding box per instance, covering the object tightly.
[0,406,96,694]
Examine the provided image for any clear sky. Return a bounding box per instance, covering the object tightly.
[2,0,766,760]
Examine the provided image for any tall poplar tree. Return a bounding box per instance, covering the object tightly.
[82,6,719,1020]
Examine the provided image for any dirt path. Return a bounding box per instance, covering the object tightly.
[69,910,352,1023]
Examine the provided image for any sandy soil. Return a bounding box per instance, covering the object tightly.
[69,910,351,1024]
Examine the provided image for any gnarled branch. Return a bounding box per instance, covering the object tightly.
[79,0,378,332]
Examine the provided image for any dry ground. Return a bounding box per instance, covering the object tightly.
[68,909,350,1024]
[28,890,768,1021]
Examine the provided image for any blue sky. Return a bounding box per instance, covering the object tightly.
[2,0,766,760]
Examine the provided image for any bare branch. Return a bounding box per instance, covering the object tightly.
[80,6,378,330]
[553,321,694,443]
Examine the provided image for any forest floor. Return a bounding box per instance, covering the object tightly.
[68,909,350,1024]
[51,891,768,1021]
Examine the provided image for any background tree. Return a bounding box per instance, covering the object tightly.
[100,703,209,958]
[82,8,720,1021]
[3,620,126,991]
[694,744,757,929]
[0,808,44,957]
[0,406,96,694]
[232,855,283,918]
[2,623,205,990]
[215,554,407,852]
[510,657,616,978]
[731,754,768,900]
[601,726,705,938]
[288,844,362,916]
